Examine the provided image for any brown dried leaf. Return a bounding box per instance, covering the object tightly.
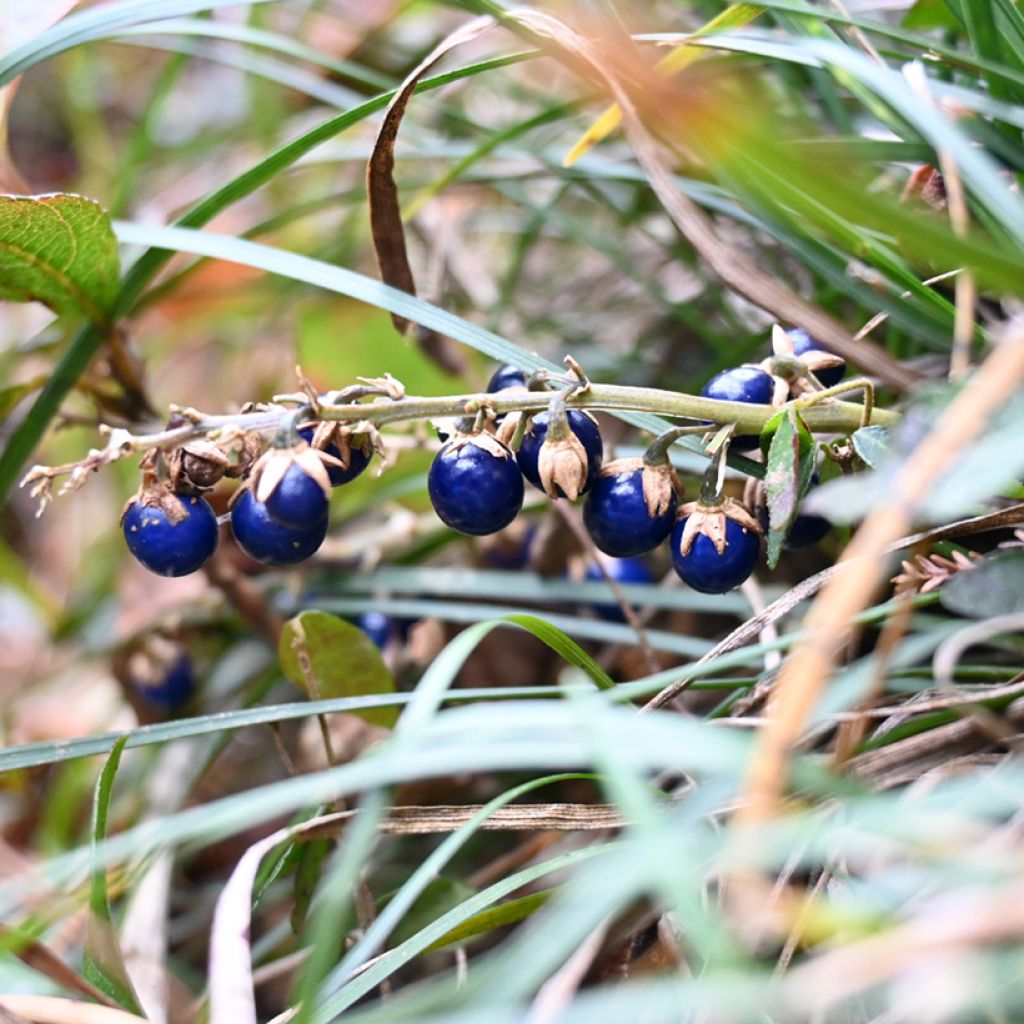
[367,17,496,374]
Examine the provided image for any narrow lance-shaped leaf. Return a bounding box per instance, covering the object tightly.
[0,194,119,323]
[84,735,144,1015]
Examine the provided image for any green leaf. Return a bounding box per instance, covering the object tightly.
[386,877,478,946]
[939,549,1024,619]
[278,611,397,728]
[83,736,143,1015]
[851,424,889,468]
[762,407,812,568]
[0,194,119,323]
[501,613,616,691]
[0,376,48,425]
[291,836,331,935]
[425,888,552,951]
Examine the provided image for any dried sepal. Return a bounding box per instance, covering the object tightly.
[676,497,761,557]
[643,462,682,517]
[170,440,231,491]
[250,444,333,504]
[537,430,588,500]
[496,411,523,449]
[892,550,978,595]
[120,478,190,526]
[446,430,514,460]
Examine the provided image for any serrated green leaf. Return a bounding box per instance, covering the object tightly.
[83,735,143,1015]
[939,549,1024,619]
[0,194,119,323]
[851,425,889,468]
[279,611,397,728]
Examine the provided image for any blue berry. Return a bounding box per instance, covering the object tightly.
[583,465,676,557]
[671,514,759,594]
[356,610,393,649]
[428,438,524,536]
[788,328,846,388]
[299,426,371,487]
[785,510,832,549]
[487,365,528,392]
[516,411,603,497]
[584,557,654,622]
[132,653,194,710]
[231,489,328,565]
[123,493,219,577]
[264,463,330,528]
[700,366,774,452]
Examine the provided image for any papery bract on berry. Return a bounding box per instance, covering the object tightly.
[517,410,602,499]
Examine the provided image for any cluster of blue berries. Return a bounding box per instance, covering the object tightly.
[122,421,373,578]
[122,327,841,599]
[430,327,842,594]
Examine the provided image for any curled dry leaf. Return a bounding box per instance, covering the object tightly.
[367,17,499,374]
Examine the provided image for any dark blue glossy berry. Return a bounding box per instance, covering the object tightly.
[231,489,328,565]
[788,328,846,388]
[583,467,676,557]
[700,366,774,452]
[671,514,759,594]
[133,653,194,710]
[785,510,832,549]
[584,557,655,622]
[487,364,528,392]
[516,411,603,497]
[482,526,536,570]
[299,426,371,487]
[123,494,219,577]
[264,463,330,528]
[428,440,524,536]
[356,610,393,649]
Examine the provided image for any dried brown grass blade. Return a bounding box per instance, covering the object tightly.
[738,321,1024,829]
[643,500,1024,712]
[500,10,918,391]
[0,996,147,1024]
[367,18,496,374]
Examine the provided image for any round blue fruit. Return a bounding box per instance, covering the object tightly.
[265,463,330,529]
[785,510,832,549]
[487,365,528,392]
[123,493,219,577]
[788,328,846,388]
[133,652,194,710]
[231,489,328,565]
[583,467,676,557]
[584,557,654,622]
[516,411,603,498]
[700,366,774,451]
[356,610,393,650]
[671,515,759,594]
[428,440,524,536]
[299,426,371,487]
